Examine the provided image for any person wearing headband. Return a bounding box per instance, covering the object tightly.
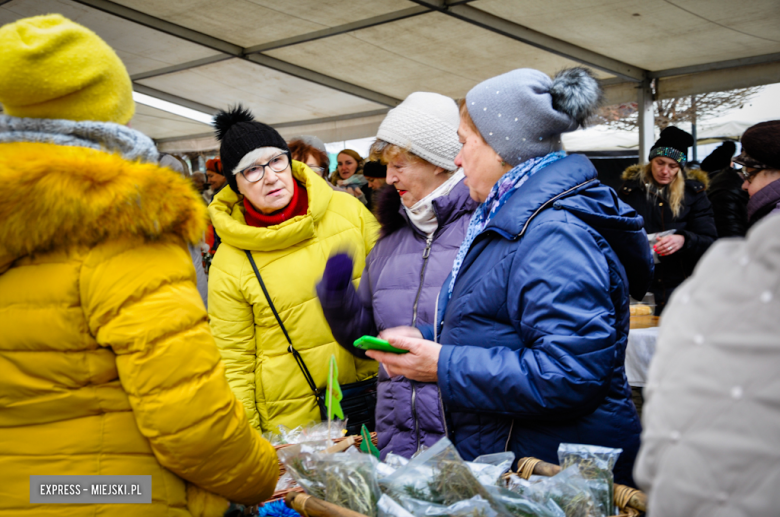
[619,126,717,314]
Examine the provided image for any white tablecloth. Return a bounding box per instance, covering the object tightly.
[625,327,659,387]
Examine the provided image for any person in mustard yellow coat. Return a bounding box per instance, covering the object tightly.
[0,15,278,517]
[208,106,379,434]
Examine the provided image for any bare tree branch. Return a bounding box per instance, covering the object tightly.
[591,86,764,131]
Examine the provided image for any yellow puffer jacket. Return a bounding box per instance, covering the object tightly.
[208,161,379,432]
[0,143,278,517]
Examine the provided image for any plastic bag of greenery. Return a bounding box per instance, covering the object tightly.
[278,444,381,516]
[319,452,382,517]
[526,465,604,517]
[377,494,415,517]
[276,440,330,499]
[264,420,348,445]
[504,474,546,496]
[398,495,498,517]
[483,485,565,517]
[380,438,493,506]
[377,453,410,479]
[468,452,515,486]
[557,444,621,516]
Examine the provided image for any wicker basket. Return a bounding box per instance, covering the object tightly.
[283,455,647,517]
[513,457,646,517]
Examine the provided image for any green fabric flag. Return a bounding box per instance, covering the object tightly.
[325,354,344,420]
[359,424,380,458]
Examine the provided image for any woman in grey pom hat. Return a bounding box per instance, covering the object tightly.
[365,68,654,487]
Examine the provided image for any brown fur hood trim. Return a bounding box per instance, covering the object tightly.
[621,162,710,189]
[621,164,644,181]
[0,142,207,268]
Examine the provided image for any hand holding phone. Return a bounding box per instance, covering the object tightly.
[353,336,409,354]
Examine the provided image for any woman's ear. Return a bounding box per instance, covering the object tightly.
[433,166,447,176]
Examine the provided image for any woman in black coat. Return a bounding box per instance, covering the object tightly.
[619,127,717,314]
[707,167,749,237]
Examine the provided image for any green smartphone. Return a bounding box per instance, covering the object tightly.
[353,335,408,354]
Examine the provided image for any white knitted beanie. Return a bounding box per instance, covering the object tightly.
[376,92,461,171]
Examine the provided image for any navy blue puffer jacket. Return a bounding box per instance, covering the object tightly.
[421,154,653,487]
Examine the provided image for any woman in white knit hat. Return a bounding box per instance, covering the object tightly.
[365,69,654,486]
[317,91,477,458]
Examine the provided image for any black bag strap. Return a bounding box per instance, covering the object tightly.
[244,250,320,398]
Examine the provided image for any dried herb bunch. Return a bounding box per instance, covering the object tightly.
[277,442,380,516]
[531,465,602,517]
[428,459,493,506]
[558,444,622,516]
[382,438,504,515]
[550,490,599,517]
[561,460,610,516]
[277,444,327,500]
[485,485,564,517]
[321,454,380,517]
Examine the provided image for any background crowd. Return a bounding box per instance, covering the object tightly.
[1,13,779,517]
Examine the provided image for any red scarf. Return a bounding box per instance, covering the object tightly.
[243,181,308,228]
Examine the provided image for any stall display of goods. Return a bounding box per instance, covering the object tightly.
[274,436,646,517]
[628,304,652,316]
[271,423,379,502]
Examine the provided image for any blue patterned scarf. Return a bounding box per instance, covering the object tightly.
[447,151,566,300]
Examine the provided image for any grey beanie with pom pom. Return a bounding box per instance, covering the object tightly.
[465,67,601,166]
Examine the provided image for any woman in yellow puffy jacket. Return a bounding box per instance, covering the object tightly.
[208,106,379,433]
[0,15,277,517]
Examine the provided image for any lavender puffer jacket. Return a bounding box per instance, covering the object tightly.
[317,180,477,458]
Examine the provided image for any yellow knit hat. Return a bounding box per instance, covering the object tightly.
[0,14,134,124]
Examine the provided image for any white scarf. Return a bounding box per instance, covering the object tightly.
[403,169,465,235]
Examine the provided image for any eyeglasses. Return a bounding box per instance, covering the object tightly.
[308,165,326,174]
[736,166,762,183]
[238,151,290,183]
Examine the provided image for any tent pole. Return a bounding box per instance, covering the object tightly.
[691,95,698,162]
[638,80,655,165]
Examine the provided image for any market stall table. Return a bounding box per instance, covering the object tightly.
[627,315,660,418]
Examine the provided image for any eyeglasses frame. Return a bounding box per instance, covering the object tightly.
[736,166,763,183]
[238,151,291,183]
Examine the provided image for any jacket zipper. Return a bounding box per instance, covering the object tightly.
[516,178,597,238]
[438,386,449,438]
[411,381,420,452]
[410,235,433,454]
[433,288,440,344]
[411,234,434,327]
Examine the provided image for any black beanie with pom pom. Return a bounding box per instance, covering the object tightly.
[649,126,694,167]
[213,105,289,193]
[700,140,736,173]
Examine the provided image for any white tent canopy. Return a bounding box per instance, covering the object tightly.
[2,0,779,156]
[563,120,754,153]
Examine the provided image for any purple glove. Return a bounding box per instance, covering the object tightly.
[321,253,354,292]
